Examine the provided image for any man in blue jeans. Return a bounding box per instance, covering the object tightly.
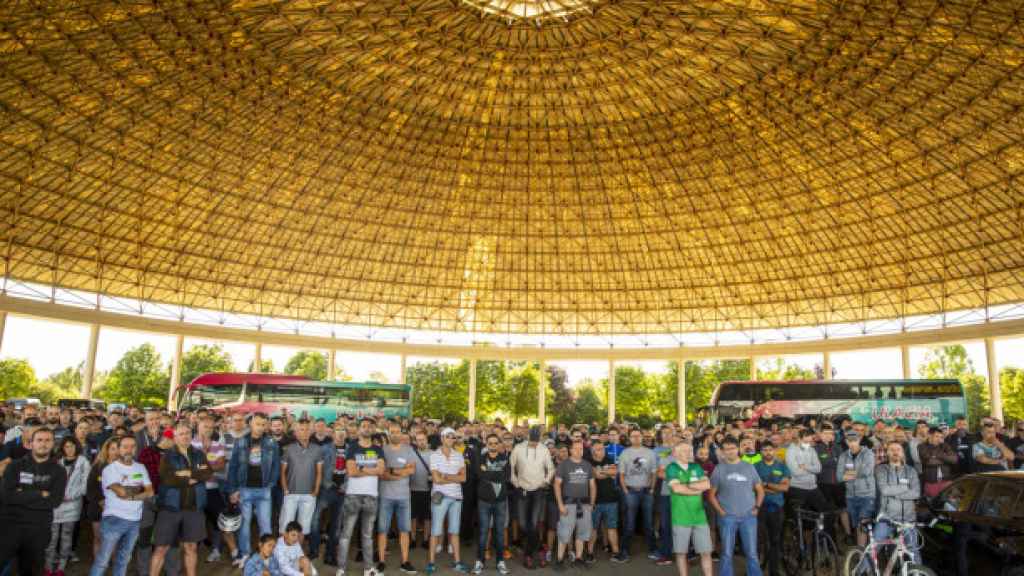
[226,412,281,568]
[708,437,764,576]
[90,436,154,576]
[618,429,658,560]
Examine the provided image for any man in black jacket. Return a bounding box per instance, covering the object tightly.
[475,433,512,575]
[0,426,68,576]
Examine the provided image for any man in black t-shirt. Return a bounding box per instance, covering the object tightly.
[586,440,624,562]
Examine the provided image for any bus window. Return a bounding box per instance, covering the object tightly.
[189,384,244,407]
[256,385,322,405]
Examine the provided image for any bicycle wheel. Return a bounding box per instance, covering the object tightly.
[783,522,804,576]
[842,547,873,576]
[813,532,840,576]
[902,564,937,576]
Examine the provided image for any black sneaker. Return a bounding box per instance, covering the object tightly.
[573,559,588,570]
[377,562,387,573]
[584,552,595,565]
[356,551,365,563]
[611,552,628,563]
[400,562,417,574]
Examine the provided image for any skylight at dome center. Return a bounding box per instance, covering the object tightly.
[462,0,596,21]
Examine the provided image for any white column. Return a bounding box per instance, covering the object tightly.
[82,324,100,399]
[0,310,6,353]
[538,360,547,427]
[468,358,478,421]
[749,356,758,380]
[823,351,832,380]
[901,344,911,379]
[607,359,616,424]
[986,338,1003,421]
[253,342,263,372]
[168,333,184,410]
[328,349,337,380]
[400,354,408,384]
[677,359,687,427]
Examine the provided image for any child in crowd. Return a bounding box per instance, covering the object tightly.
[244,535,278,576]
[274,522,317,576]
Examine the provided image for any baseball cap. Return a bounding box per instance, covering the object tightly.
[441,427,456,438]
[844,430,861,441]
[161,428,175,439]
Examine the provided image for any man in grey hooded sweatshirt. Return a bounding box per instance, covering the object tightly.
[836,431,875,546]
[875,442,921,562]
[785,429,833,513]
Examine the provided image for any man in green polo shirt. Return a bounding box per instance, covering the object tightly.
[665,442,712,576]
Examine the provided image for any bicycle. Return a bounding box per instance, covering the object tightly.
[842,514,936,576]
[782,507,841,576]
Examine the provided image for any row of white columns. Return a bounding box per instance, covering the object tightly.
[0,312,1004,423]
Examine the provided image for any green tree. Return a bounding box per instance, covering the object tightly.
[95,344,170,407]
[547,364,573,422]
[284,350,328,380]
[181,344,234,385]
[42,363,84,394]
[480,361,539,425]
[407,361,468,421]
[757,358,816,380]
[1000,367,1024,426]
[610,365,660,427]
[0,358,37,398]
[247,359,275,372]
[475,360,509,419]
[919,344,989,429]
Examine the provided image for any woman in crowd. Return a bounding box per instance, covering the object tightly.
[47,437,91,576]
[86,438,119,558]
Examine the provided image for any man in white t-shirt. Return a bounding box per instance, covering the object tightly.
[89,436,154,576]
[427,428,468,574]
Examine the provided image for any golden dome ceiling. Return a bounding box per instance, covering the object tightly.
[2,0,1024,337]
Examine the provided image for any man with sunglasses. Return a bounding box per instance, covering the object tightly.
[474,434,511,575]
[1007,422,1024,470]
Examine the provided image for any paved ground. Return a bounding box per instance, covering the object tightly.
[65,541,734,576]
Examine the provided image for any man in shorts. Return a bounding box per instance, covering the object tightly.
[152,423,212,576]
[666,442,712,576]
[586,441,624,562]
[553,439,596,571]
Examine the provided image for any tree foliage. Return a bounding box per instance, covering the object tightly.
[1000,367,1024,426]
[284,350,328,380]
[919,345,990,429]
[0,358,38,398]
[757,357,816,380]
[407,361,468,421]
[181,344,234,385]
[247,359,275,372]
[95,343,169,407]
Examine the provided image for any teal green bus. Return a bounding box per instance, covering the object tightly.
[704,379,966,428]
[178,372,411,421]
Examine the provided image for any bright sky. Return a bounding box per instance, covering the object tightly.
[3,314,1024,387]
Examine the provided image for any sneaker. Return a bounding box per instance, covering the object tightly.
[553,560,566,572]
[472,561,484,575]
[364,568,381,576]
[207,549,222,563]
[400,563,417,575]
[234,554,250,569]
[573,559,587,571]
[335,570,345,576]
[567,551,575,563]
[376,562,386,573]
[425,564,436,575]
[497,561,510,575]
[647,552,660,561]
[583,552,595,565]
[611,552,628,563]
[71,554,80,564]
[655,557,673,566]
[453,562,469,573]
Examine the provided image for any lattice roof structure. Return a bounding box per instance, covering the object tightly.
[2,0,1024,338]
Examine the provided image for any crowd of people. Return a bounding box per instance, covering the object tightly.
[0,402,1021,576]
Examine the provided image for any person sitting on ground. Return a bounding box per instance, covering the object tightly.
[274,521,317,576]
[244,535,279,576]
